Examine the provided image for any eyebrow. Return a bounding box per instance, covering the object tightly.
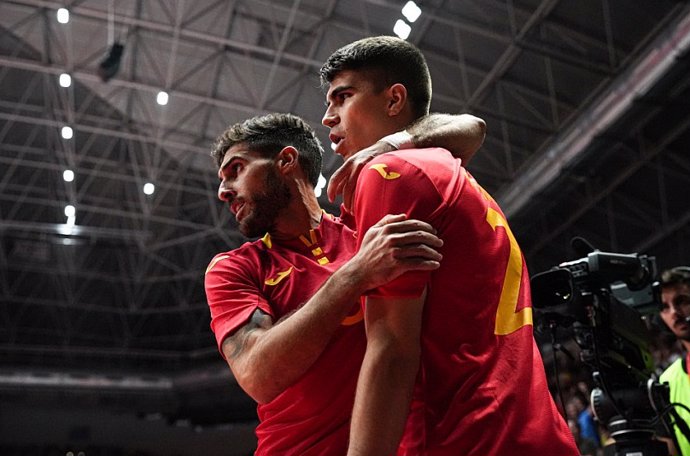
[327,84,354,101]
[219,154,243,174]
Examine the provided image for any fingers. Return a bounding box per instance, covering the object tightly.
[342,160,365,210]
[342,174,354,209]
[327,154,363,203]
[377,217,437,236]
[394,243,443,262]
[327,164,347,202]
[393,231,444,249]
[373,213,408,227]
[398,258,441,272]
[370,216,442,248]
[328,146,379,205]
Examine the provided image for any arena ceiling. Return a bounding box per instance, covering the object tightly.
[1,0,690,449]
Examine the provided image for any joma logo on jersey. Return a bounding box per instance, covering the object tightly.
[369,163,400,180]
[265,267,293,286]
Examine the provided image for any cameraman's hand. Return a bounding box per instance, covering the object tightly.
[344,214,442,292]
[327,141,395,210]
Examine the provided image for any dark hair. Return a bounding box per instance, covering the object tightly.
[660,266,690,288]
[320,36,432,119]
[210,113,323,187]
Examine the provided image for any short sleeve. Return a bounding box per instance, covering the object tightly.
[354,153,443,298]
[204,253,273,355]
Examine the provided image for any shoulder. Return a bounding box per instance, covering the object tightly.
[660,357,684,382]
[363,148,452,183]
[371,147,454,168]
[205,238,269,279]
[362,148,465,199]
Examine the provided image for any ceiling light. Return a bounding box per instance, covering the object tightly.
[156,91,169,106]
[393,20,411,40]
[57,8,70,24]
[315,174,327,198]
[61,126,73,139]
[63,169,75,182]
[64,205,76,218]
[402,1,422,23]
[143,182,155,195]
[59,73,72,88]
[60,214,76,236]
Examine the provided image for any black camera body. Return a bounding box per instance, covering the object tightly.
[531,247,671,456]
[532,250,659,383]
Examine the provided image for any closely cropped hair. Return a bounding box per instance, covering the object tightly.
[210,113,323,187]
[660,266,690,288]
[320,36,432,119]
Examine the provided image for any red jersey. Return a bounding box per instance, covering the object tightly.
[205,214,365,456]
[354,149,578,456]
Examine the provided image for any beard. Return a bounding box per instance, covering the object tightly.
[239,167,291,238]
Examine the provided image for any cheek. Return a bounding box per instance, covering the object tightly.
[660,312,674,327]
[342,104,363,126]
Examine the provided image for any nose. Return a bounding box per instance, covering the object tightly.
[322,107,338,128]
[218,181,235,202]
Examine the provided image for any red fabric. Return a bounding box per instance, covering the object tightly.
[205,215,364,456]
[354,149,579,456]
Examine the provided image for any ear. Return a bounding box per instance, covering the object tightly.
[385,83,408,116]
[276,146,299,175]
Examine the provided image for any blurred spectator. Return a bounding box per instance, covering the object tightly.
[565,393,600,447]
[656,267,690,456]
[568,419,599,456]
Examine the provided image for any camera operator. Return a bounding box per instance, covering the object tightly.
[657,266,690,456]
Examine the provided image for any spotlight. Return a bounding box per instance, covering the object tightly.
[98,42,125,82]
[57,8,70,24]
[61,126,73,139]
[393,20,412,40]
[315,174,327,198]
[156,91,169,106]
[402,2,422,23]
[59,73,72,88]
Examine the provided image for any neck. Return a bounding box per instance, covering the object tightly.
[388,114,416,136]
[269,180,322,240]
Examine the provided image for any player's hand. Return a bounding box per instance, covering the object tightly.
[347,214,442,291]
[327,140,395,210]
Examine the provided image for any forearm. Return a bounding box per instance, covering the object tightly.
[347,294,424,456]
[233,262,367,403]
[229,216,439,403]
[405,113,486,164]
[347,339,420,456]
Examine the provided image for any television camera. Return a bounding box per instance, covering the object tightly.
[531,239,674,456]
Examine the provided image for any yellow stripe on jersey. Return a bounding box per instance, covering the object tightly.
[261,233,273,249]
[205,255,230,274]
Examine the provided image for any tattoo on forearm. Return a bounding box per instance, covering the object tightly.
[224,309,272,360]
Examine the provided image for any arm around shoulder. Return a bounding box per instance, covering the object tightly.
[405,113,486,164]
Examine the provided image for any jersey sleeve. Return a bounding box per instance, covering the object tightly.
[204,252,274,355]
[354,153,443,298]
